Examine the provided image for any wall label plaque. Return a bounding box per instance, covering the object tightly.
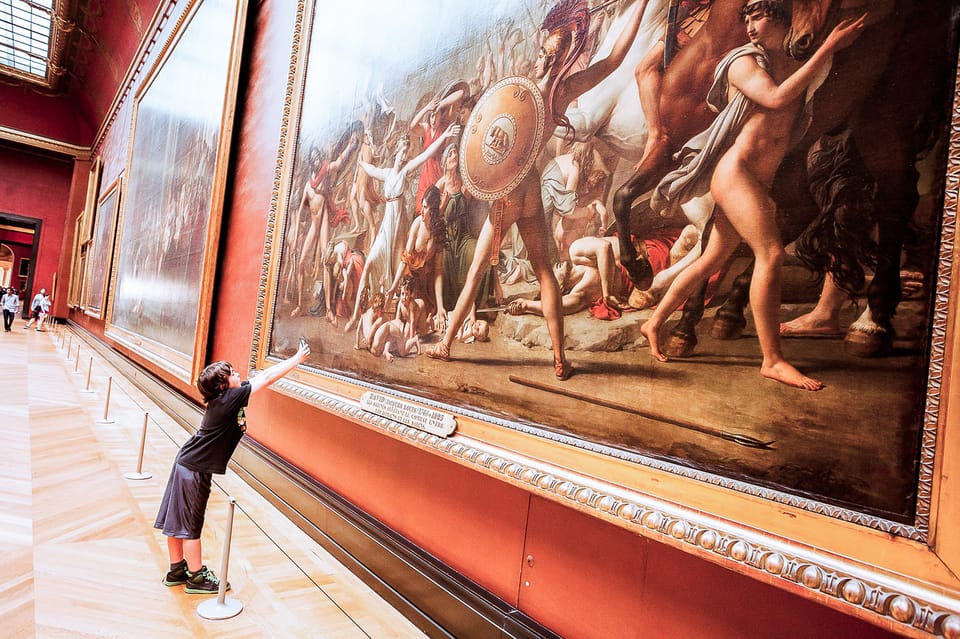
[361,392,456,437]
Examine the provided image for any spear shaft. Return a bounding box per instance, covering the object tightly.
[509,374,775,449]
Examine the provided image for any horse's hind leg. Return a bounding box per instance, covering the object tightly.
[711,260,754,340]
[612,172,656,289]
[844,181,914,357]
[612,147,676,289]
[663,219,713,357]
[664,278,708,358]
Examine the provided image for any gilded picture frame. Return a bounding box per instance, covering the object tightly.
[105,0,248,383]
[80,156,102,244]
[67,214,86,309]
[254,1,960,635]
[82,176,121,319]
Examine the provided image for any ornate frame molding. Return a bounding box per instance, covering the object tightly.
[272,374,960,638]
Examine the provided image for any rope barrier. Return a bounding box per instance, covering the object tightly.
[74,344,367,633]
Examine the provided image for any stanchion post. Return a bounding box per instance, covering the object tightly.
[66,334,72,358]
[124,412,152,480]
[197,498,243,620]
[82,357,95,394]
[74,345,81,373]
[96,376,115,424]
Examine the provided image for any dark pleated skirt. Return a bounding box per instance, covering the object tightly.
[154,462,212,539]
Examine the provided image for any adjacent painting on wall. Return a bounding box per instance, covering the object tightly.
[69,158,103,309]
[68,215,86,309]
[82,177,121,319]
[256,0,960,632]
[80,157,102,245]
[106,0,248,382]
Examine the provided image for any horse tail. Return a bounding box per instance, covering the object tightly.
[795,129,878,297]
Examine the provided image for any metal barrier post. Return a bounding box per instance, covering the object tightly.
[96,376,115,424]
[197,498,243,619]
[82,357,96,394]
[124,413,152,480]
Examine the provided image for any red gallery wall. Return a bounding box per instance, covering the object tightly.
[0,144,75,313]
[0,85,91,146]
[210,3,903,638]
[0,228,34,294]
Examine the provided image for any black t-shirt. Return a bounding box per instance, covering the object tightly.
[177,381,252,474]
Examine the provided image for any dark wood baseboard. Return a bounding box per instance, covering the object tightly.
[69,322,561,639]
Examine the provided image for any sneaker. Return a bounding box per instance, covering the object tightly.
[163,559,188,586]
[184,565,230,594]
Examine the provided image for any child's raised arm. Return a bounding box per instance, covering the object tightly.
[249,341,310,394]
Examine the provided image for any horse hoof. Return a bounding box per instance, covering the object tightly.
[624,257,654,291]
[711,316,745,340]
[628,288,656,310]
[664,334,697,358]
[843,329,891,358]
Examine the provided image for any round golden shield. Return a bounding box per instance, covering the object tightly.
[460,76,545,201]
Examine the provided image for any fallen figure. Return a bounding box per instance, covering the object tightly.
[506,229,701,319]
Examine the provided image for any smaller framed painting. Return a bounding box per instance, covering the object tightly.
[83,176,121,319]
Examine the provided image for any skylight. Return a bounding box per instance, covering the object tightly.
[0,0,53,80]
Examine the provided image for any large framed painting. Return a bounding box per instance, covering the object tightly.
[67,215,86,309]
[106,0,248,382]
[255,0,960,634]
[82,176,121,319]
[80,156,102,245]
[69,157,102,309]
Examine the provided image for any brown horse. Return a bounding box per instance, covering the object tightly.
[660,0,957,357]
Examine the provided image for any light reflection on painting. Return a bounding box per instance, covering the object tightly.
[112,0,233,357]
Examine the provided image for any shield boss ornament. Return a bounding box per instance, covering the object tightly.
[461,76,545,201]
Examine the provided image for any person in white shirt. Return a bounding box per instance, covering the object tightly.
[1,287,20,332]
[23,287,51,331]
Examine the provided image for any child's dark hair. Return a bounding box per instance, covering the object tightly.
[741,0,789,25]
[367,291,385,312]
[198,360,232,403]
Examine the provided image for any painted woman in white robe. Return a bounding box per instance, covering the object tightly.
[345,122,460,331]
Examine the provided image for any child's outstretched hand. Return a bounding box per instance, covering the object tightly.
[297,337,311,362]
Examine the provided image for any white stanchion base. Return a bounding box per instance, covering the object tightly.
[96,419,115,424]
[81,390,97,395]
[197,597,243,620]
[123,471,152,480]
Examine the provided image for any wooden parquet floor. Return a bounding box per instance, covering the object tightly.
[0,323,427,639]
